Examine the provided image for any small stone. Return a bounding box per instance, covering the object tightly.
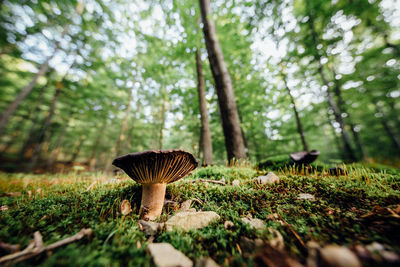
[267,228,284,251]
[139,220,164,235]
[297,193,315,201]
[253,172,279,185]
[306,241,321,267]
[147,243,193,267]
[232,179,240,186]
[320,245,361,267]
[187,208,196,212]
[366,242,385,253]
[180,200,192,211]
[241,217,266,230]
[0,205,9,212]
[224,220,234,229]
[380,250,400,263]
[239,236,264,252]
[195,256,220,267]
[166,211,220,232]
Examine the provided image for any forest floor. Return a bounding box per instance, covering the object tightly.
[0,163,399,266]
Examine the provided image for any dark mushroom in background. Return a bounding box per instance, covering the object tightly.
[289,150,320,165]
[112,150,198,220]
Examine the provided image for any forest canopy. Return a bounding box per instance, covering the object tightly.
[0,0,399,171]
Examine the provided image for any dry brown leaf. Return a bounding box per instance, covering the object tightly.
[120,199,132,216]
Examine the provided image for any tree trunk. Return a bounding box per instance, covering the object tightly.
[0,57,52,137]
[115,88,133,157]
[0,23,70,137]
[331,70,368,161]
[199,0,245,162]
[88,123,106,170]
[26,83,63,171]
[18,83,49,158]
[308,14,357,162]
[158,100,166,150]
[375,104,400,154]
[195,49,213,166]
[281,72,309,152]
[69,135,86,164]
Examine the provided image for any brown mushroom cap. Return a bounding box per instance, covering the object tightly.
[290,150,320,165]
[112,150,198,184]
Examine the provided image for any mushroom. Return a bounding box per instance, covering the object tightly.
[289,150,320,165]
[112,150,198,220]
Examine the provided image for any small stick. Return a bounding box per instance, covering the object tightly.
[0,228,92,265]
[194,178,225,185]
[276,212,306,249]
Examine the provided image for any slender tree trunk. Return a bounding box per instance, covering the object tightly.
[18,83,49,158]
[88,122,106,170]
[199,0,245,162]
[0,57,52,137]
[69,135,86,163]
[27,87,62,170]
[115,88,133,156]
[375,104,400,154]
[158,100,166,150]
[0,22,72,137]
[281,72,309,152]
[196,49,213,165]
[331,69,368,161]
[308,14,356,162]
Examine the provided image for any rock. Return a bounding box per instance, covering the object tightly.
[166,211,220,231]
[180,200,193,211]
[267,228,284,251]
[297,193,315,201]
[224,220,234,229]
[0,205,9,212]
[239,236,264,252]
[320,245,361,267]
[253,172,279,185]
[195,257,220,267]
[139,220,164,235]
[380,251,400,263]
[232,179,240,186]
[306,241,321,267]
[365,242,385,253]
[147,243,193,267]
[241,217,266,230]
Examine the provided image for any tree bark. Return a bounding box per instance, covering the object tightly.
[199,0,245,162]
[195,49,213,166]
[281,72,309,152]
[307,14,357,162]
[115,88,133,156]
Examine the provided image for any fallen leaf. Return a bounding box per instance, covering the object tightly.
[120,199,132,216]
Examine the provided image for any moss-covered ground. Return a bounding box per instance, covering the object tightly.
[0,163,399,266]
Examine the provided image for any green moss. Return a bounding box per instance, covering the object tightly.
[0,164,399,266]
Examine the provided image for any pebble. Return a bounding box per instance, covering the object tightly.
[147,243,193,267]
[166,211,220,232]
[253,172,280,185]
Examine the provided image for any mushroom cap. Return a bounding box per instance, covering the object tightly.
[112,150,198,184]
[290,150,320,165]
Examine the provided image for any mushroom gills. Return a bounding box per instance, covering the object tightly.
[140,183,167,220]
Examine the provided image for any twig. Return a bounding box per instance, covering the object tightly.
[0,228,92,265]
[276,212,306,249]
[195,178,225,185]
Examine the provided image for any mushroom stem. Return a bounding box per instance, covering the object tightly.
[140,183,167,220]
